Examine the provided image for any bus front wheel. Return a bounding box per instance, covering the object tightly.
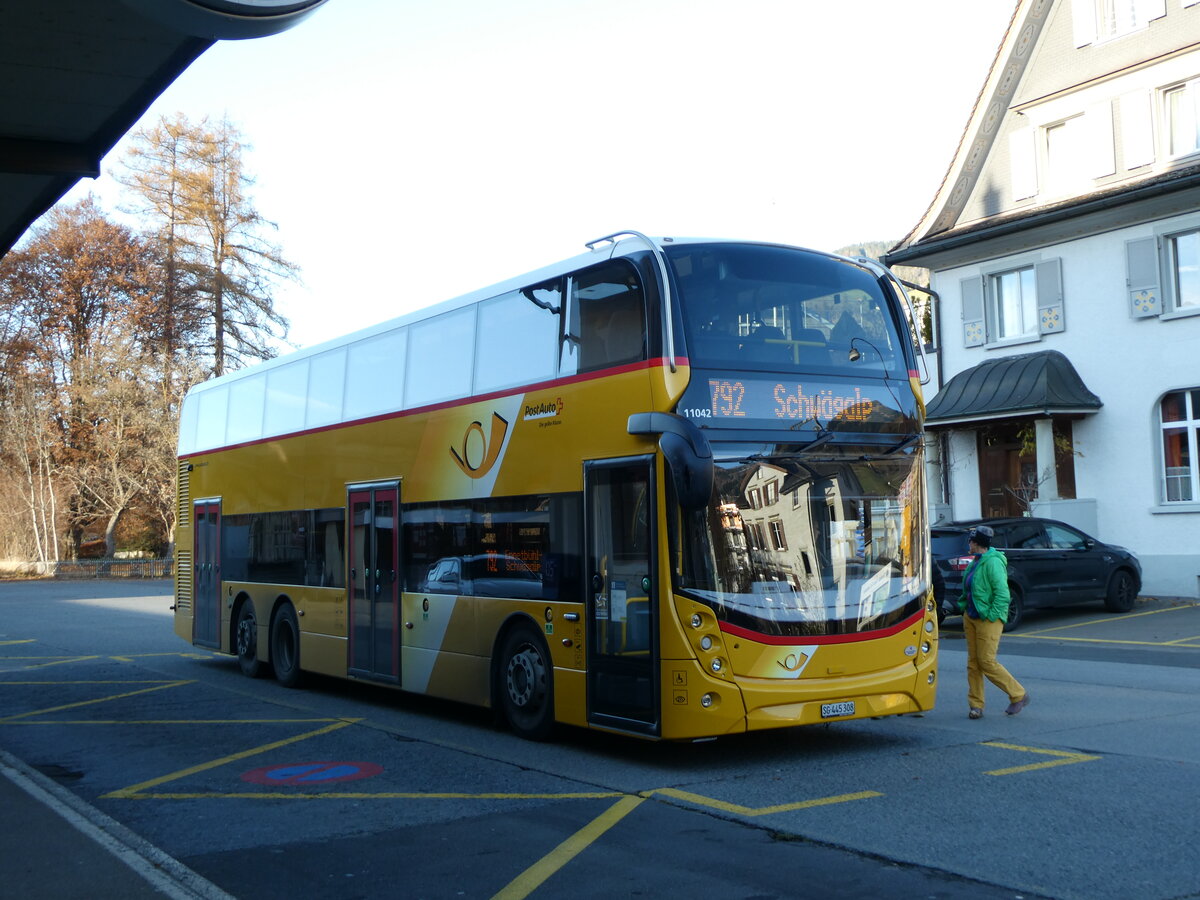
[499,624,554,741]
[271,603,303,689]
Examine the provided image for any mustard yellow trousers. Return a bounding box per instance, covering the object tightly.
[963,614,1026,710]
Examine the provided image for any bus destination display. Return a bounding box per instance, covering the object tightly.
[678,373,916,430]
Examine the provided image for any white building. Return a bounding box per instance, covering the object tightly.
[885,0,1200,598]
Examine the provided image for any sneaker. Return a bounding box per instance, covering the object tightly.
[1005,694,1030,716]
[968,708,983,720]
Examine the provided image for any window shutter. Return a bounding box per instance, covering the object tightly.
[1126,237,1161,318]
[1120,90,1154,169]
[1010,128,1037,202]
[1137,0,1166,21]
[1036,259,1064,334]
[1088,101,1116,178]
[961,276,985,347]
[1073,0,1096,46]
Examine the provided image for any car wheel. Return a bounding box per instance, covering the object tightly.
[1104,569,1137,613]
[235,600,265,678]
[498,623,554,741]
[271,603,303,689]
[1003,584,1024,633]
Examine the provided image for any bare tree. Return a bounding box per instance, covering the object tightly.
[116,113,298,376]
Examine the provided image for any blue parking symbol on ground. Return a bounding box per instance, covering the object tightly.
[242,761,383,786]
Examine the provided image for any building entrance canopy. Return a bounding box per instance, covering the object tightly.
[926,350,1102,428]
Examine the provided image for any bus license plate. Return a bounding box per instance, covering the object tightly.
[821,701,855,719]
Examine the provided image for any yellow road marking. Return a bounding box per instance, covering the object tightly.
[647,787,882,815]
[0,681,192,722]
[5,724,360,729]
[18,655,102,670]
[1011,634,1200,647]
[0,680,181,685]
[121,791,624,801]
[0,639,36,645]
[491,795,644,900]
[1016,603,1200,643]
[982,741,1099,776]
[103,719,362,798]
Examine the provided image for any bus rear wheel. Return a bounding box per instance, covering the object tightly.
[499,624,554,741]
[271,603,303,689]
[235,601,265,679]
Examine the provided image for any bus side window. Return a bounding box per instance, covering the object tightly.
[568,260,646,374]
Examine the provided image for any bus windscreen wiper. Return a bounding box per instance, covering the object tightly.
[884,434,921,455]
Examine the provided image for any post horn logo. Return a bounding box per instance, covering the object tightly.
[450,412,510,479]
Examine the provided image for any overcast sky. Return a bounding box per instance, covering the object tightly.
[68,0,1017,351]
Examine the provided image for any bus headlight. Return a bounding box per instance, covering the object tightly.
[922,641,932,654]
[711,657,723,673]
[925,620,934,633]
[700,635,712,651]
[701,693,713,708]
[691,613,702,629]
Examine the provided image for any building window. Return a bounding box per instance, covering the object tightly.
[989,267,1039,340]
[1165,80,1200,158]
[1076,0,1164,45]
[1167,230,1200,311]
[768,519,788,552]
[1161,390,1200,502]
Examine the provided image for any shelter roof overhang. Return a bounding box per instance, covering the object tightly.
[925,349,1102,429]
[0,1,326,260]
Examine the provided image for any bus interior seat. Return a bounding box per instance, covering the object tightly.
[603,300,645,365]
[793,327,830,364]
[750,324,793,364]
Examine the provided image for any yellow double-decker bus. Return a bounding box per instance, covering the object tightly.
[173,232,936,741]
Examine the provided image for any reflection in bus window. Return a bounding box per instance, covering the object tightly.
[676,451,928,637]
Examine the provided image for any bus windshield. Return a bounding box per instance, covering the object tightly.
[665,242,909,378]
[675,447,929,637]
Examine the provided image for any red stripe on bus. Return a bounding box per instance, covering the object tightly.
[179,356,690,459]
[717,607,926,645]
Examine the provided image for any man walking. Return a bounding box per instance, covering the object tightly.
[958,525,1030,720]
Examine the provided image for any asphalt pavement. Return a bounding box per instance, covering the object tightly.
[0,743,231,899]
[2,591,1197,899]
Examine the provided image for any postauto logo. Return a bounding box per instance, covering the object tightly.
[450,412,509,479]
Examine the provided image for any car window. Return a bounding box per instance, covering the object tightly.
[931,531,969,557]
[1003,522,1048,549]
[1044,523,1086,550]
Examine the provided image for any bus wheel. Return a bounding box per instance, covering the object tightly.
[235,601,265,679]
[499,624,554,741]
[271,604,303,689]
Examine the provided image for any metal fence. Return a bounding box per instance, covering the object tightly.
[47,558,173,579]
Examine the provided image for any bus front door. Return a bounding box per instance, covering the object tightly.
[192,499,221,649]
[348,484,401,683]
[585,458,659,736]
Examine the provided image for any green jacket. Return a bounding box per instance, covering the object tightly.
[957,548,1011,622]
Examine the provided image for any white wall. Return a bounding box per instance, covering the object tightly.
[928,212,1200,597]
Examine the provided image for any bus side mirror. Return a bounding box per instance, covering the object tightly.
[627,412,713,510]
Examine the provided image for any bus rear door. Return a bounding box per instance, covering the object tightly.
[192,499,221,649]
[348,483,401,683]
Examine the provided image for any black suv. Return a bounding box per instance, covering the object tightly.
[931,517,1141,631]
